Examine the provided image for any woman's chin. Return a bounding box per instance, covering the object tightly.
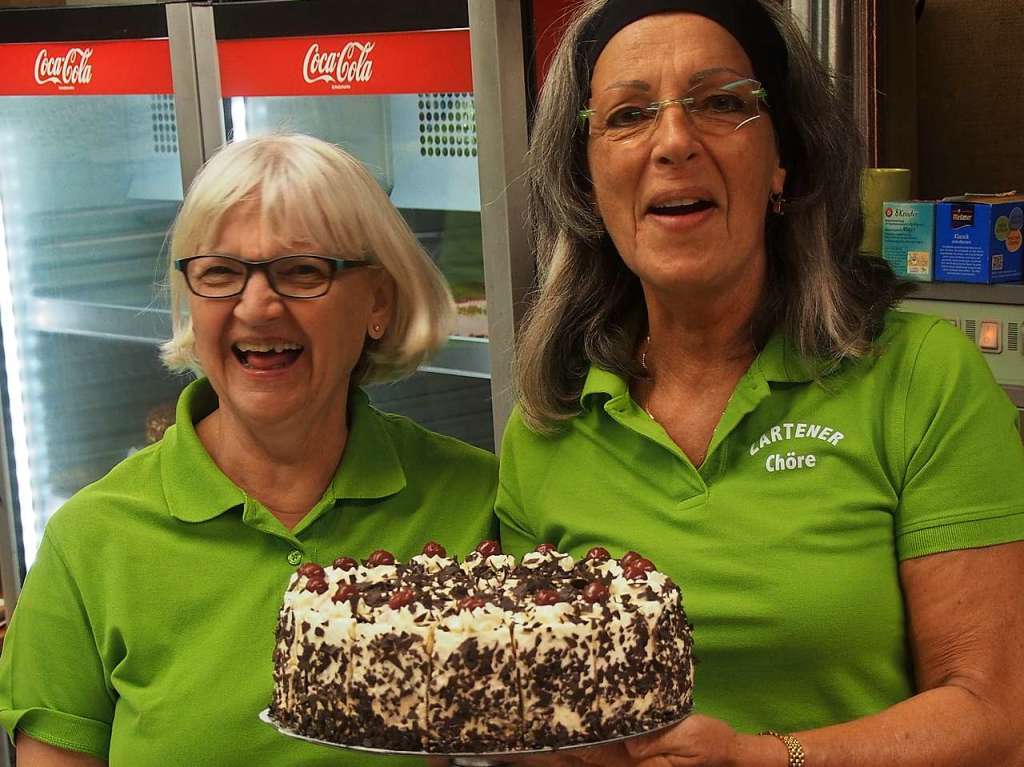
[222,390,318,431]
[632,244,766,298]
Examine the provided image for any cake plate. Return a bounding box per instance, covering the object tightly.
[260,708,687,766]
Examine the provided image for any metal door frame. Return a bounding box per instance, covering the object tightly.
[167,2,225,191]
[470,0,533,449]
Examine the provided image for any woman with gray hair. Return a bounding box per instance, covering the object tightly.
[497,1,1024,765]
[0,134,497,766]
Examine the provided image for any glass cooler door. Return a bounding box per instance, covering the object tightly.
[0,6,188,573]
[209,0,495,450]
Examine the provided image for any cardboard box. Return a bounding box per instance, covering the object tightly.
[934,194,1024,283]
[882,201,934,281]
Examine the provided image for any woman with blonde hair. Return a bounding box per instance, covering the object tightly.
[498,1,1024,765]
[0,133,497,766]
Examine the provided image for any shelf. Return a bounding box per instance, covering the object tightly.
[26,298,169,345]
[23,298,491,379]
[422,336,490,380]
[906,282,1024,306]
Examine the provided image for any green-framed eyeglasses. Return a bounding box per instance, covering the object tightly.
[174,254,372,299]
[580,76,769,142]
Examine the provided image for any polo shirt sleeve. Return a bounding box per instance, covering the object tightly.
[895,318,1024,560]
[496,408,541,557]
[0,529,114,758]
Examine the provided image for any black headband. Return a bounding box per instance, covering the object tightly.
[577,0,794,165]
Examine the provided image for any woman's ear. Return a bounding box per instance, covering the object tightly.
[366,270,396,339]
[771,164,787,197]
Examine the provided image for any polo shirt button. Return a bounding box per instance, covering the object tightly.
[287,550,303,566]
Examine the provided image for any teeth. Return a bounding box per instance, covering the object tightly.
[653,198,705,209]
[235,341,303,353]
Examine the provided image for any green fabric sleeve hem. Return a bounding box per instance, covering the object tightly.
[15,708,110,760]
[897,509,1024,560]
[898,504,1024,536]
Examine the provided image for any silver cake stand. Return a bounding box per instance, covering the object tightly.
[260,708,687,766]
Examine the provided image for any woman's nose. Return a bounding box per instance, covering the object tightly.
[233,268,285,322]
[649,102,703,165]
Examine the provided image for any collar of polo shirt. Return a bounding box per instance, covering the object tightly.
[161,379,406,525]
[579,328,828,410]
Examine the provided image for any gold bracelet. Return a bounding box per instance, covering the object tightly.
[759,730,806,767]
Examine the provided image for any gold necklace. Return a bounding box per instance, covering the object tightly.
[640,334,719,465]
[638,334,749,467]
[639,335,656,420]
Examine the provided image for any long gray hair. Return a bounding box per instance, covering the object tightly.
[516,0,905,433]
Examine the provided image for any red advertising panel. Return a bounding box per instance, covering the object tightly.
[0,39,173,96]
[532,0,581,88]
[218,29,473,97]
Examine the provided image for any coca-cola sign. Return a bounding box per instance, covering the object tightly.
[302,42,374,90]
[218,31,473,98]
[34,47,94,91]
[0,40,172,96]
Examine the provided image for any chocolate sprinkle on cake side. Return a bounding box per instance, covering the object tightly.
[270,542,694,752]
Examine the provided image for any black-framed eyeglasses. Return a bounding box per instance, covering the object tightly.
[174,254,372,299]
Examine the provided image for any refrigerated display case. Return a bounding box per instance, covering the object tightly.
[0,5,190,585]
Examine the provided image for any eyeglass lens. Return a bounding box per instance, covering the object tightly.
[184,255,336,298]
[588,76,764,142]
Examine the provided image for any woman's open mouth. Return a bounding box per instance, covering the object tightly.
[232,342,304,371]
[648,198,717,217]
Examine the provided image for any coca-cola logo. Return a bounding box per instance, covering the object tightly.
[302,41,374,90]
[34,47,94,91]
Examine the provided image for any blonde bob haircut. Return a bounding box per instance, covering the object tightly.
[160,133,454,385]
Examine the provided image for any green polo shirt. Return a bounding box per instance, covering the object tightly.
[497,310,1024,734]
[0,378,497,765]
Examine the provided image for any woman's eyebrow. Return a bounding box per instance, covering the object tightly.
[600,66,750,94]
[601,79,651,93]
[689,66,748,84]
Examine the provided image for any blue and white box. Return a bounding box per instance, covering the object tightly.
[935,195,1024,284]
